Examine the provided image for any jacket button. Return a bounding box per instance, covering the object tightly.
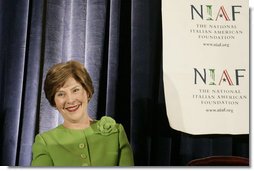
[80,154,87,159]
[79,143,85,148]
[82,163,89,166]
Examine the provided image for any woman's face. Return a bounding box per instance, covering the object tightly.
[54,77,89,125]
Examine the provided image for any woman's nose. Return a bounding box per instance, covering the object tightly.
[66,94,75,104]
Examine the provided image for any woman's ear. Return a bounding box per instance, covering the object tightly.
[87,93,92,102]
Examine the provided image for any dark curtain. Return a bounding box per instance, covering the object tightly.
[0,0,249,166]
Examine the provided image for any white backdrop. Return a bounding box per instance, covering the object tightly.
[162,0,250,135]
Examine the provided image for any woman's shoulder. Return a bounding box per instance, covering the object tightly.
[35,126,59,137]
[35,116,125,138]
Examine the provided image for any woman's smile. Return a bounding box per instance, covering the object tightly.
[65,104,81,112]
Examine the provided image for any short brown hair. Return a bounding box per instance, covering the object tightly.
[44,60,94,107]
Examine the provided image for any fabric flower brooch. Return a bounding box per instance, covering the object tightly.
[96,116,118,135]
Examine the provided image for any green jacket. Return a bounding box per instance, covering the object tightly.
[31,116,134,166]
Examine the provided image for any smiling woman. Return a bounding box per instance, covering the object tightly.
[31,60,134,166]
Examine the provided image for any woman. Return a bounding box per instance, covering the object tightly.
[31,60,134,166]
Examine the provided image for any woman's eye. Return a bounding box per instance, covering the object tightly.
[73,88,80,93]
[57,93,64,97]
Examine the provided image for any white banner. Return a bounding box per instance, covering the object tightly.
[162,0,249,135]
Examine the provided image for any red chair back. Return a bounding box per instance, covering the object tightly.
[187,156,249,166]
